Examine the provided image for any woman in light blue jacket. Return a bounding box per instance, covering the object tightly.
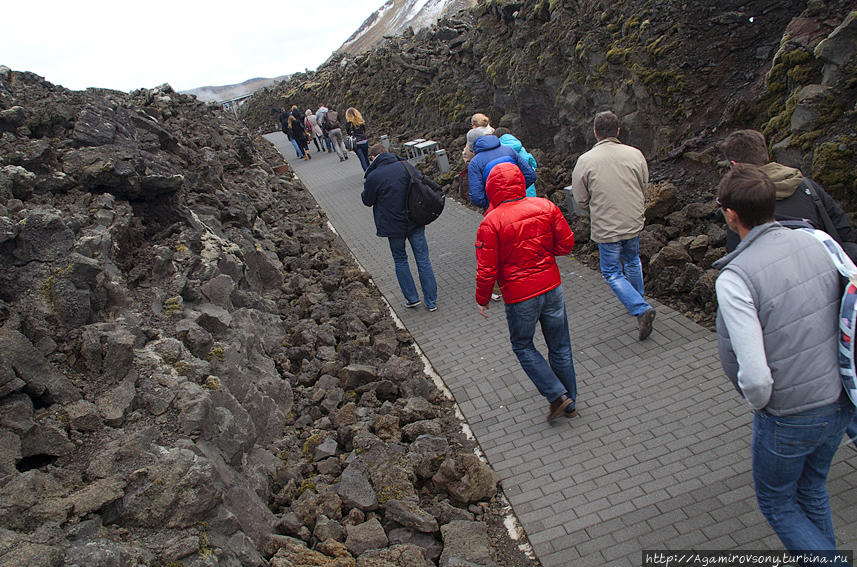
[494,127,537,197]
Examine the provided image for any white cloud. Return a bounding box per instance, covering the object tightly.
[1,0,383,92]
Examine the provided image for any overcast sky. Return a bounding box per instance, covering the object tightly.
[2,0,383,93]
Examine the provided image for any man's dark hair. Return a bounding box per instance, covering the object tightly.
[369,143,386,158]
[718,163,776,229]
[721,129,770,165]
[492,127,512,138]
[594,111,619,139]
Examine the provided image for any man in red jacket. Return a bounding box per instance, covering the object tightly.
[475,162,578,421]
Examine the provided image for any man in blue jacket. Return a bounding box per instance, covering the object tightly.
[468,135,536,210]
[361,144,438,311]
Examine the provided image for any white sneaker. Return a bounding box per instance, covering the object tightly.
[491,293,501,302]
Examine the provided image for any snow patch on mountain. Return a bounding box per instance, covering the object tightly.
[339,0,476,55]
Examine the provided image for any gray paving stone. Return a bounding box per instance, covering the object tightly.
[663,529,711,549]
[268,134,857,567]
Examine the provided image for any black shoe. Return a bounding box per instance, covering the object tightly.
[637,308,656,341]
[403,300,422,308]
[426,305,438,312]
[547,394,572,421]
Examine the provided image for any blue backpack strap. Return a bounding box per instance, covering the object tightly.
[801,228,857,406]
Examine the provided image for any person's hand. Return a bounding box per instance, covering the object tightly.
[478,304,489,318]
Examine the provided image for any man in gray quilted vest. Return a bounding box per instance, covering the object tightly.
[713,164,855,561]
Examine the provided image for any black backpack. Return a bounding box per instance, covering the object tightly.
[402,161,444,226]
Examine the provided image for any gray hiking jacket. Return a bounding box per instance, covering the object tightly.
[714,223,842,415]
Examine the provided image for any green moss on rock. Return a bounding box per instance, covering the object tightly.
[302,433,322,461]
[812,139,857,203]
[298,478,317,496]
[207,345,224,361]
[606,46,631,63]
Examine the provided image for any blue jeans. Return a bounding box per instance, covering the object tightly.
[387,226,437,309]
[290,138,303,158]
[752,395,855,561]
[504,286,577,404]
[598,236,651,317]
[846,415,857,446]
[355,141,370,171]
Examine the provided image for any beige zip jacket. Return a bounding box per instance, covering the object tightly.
[571,138,648,243]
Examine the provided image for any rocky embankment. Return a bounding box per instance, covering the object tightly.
[244,1,857,327]
[0,68,534,566]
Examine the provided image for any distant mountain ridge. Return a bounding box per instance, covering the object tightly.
[338,0,477,55]
[182,75,289,103]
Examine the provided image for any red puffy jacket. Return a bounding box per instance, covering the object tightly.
[475,162,574,305]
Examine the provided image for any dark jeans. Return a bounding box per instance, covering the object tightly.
[752,394,855,563]
[387,226,437,309]
[355,141,370,171]
[845,415,857,446]
[504,286,577,404]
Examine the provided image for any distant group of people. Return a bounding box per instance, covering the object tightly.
[278,104,371,169]
[278,105,313,160]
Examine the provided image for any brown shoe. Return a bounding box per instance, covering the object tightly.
[563,407,579,418]
[547,394,572,421]
[637,308,656,341]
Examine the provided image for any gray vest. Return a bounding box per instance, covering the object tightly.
[714,223,842,415]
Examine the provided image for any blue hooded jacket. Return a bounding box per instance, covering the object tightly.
[498,133,538,197]
[361,152,415,238]
[468,135,536,208]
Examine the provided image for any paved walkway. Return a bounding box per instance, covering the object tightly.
[265,134,857,567]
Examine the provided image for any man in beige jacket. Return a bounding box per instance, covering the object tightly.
[571,111,656,340]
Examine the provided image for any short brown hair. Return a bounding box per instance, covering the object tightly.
[492,127,512,138]
[369,143,386,157]
[717,163,775,229]
[721,129,770,165]
[594,111,619,139]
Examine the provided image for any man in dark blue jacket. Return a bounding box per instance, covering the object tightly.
[361,144,438,311]
[468,135,537,210]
